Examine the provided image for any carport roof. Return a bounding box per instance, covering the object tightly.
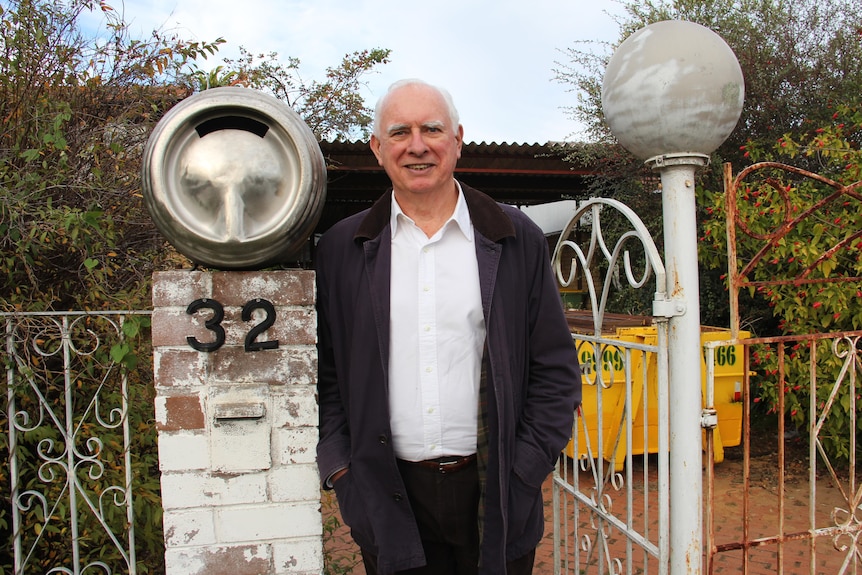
[317,140,595,234]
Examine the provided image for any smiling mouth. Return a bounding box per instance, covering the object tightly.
[405,163,433,170]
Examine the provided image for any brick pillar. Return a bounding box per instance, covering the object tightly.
[152,270,320,575]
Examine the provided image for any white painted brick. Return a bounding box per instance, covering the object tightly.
[270,387,318,428]
[210,421,272,472]
[268,465,320,503]
[209,387,272,472]
[158,431,210,471]
[152,270,212,307]
[217,502,321,543]
[154,395,168,426]
[156,271,323,575]
[160,471,268,509]
[271,538,324,574]
[164,547,205,575]
[272,428,318,465]
[163,508,217,548]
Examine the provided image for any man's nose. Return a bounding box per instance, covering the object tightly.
[406,129,428,154]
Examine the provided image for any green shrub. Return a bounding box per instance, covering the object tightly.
[699,104,862,464]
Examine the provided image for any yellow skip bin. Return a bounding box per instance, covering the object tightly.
[564,310,749,468]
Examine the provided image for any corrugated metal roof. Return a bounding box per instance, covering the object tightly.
[315,140,596,234]
[320,140,592,176]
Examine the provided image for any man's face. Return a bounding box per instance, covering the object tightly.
[370,84,463,198]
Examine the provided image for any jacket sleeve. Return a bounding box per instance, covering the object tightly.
[315,235,352,488]
[513,218,582,489]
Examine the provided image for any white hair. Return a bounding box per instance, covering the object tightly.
[372,78,461,138]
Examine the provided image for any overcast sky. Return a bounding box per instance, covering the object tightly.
[90,0,626,144]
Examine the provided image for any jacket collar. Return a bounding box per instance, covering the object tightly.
[354,181,515,243]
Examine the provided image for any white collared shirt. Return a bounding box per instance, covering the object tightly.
[388,183,486,462]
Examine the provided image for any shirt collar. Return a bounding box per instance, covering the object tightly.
[390,181,474,241]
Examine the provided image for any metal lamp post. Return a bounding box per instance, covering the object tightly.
[601,20,744,574]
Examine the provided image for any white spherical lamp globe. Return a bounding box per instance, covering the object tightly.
[602,20,745,161]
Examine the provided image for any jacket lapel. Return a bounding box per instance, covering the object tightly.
[362,227,391,387]
[357,192,393,387]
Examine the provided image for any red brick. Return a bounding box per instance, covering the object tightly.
[283,349,317,387]
[212,270,315,307]
[154,349,206,387]
[207,347,317,386]
[159,394,205,432]
[153,306,232,349]
[277,308,316,346]
[154,304,314,350]
[182,544,270,575]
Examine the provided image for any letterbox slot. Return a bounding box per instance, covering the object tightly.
[213,401,266,421]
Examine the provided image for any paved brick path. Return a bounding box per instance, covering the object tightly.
[322,455,856,574]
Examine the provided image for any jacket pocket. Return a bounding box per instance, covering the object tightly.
[505,471,543,546]
[333,472,376,551]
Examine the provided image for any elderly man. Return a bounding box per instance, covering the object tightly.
[315,78,581,575]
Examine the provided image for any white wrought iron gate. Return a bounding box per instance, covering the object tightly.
[2,311,150,575]
[551,198,671,574]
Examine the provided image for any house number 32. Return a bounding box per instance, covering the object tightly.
[186,298,279,352]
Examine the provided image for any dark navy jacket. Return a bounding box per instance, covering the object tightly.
[316,183,581,574]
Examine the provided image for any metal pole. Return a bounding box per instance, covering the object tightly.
[7,319,23,575]
[652,154,708,575]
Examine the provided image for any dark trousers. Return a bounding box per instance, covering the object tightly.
[361,458,536,575]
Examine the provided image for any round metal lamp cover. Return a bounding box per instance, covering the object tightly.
[142,87,326,269]
[601,20,745,161]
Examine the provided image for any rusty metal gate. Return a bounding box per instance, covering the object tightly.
[704,162,862,574]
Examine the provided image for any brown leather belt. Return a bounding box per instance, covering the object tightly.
[400,454,477,474]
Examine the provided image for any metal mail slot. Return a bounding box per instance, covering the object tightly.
[213,401,266,421]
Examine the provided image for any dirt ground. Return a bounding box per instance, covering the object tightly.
[321,417,860,574]
[705,417,860,574]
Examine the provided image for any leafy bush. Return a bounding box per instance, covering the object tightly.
[699,104,862,463]
[0,1,389,571]
[0,0,224,312]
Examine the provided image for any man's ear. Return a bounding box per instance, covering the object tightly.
[370,135,383,166]
[455,125,464,159]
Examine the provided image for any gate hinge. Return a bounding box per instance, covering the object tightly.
[700,408,718,429]
[653,298,686,318]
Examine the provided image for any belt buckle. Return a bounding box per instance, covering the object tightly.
[436,455,470,474]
